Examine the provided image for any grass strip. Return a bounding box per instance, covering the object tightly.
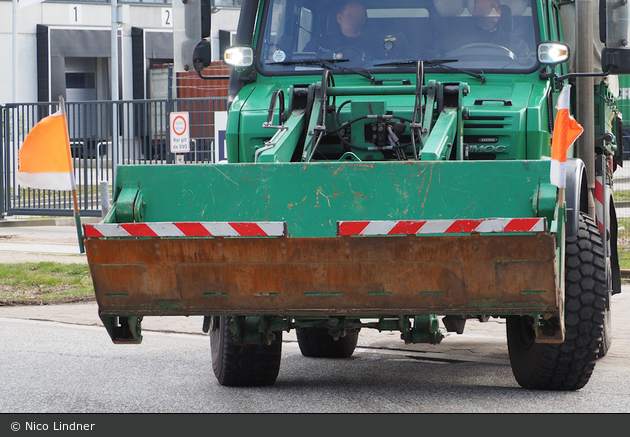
[0,262,94,306]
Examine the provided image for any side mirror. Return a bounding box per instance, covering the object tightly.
[602,47,630,74]
[174,0,209,73]
[201,0,211,39]
[193,39,212,72]
[194,38,231,80]
[601,0,630,74]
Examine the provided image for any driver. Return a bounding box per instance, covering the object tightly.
[303,1,373,62]
[468,0,530,56]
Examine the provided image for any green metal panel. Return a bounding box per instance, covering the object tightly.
[227,86,254,163]
[257,112,306,162]
[230,73,541,164]
[617,75,630,128]
[115,183,139,223]
[461,76,533,160]
[526,81,551,159]
[421,108,457,160]
[111,160,555,238]
[539,0,550,41]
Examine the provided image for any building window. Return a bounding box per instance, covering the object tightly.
[66,73,96,90]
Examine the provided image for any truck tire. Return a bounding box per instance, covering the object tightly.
[296,327,360,358]
[506,213,607,390]
[210,316,282,387]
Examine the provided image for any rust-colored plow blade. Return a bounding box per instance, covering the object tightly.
[85,233,559,316]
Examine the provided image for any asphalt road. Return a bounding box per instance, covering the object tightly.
[0,221,629,413]
[1,309,629,413]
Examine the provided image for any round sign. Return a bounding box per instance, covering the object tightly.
[172,115,187,136]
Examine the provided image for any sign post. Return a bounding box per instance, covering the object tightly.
[170,111,190,163]
[214,111,228,163]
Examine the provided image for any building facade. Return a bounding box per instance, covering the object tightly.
[0,0,241,105]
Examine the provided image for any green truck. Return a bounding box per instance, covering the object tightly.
[616,74,630,158]
[85,0,630,390]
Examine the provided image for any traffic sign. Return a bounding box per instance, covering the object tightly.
[170,112,190,153]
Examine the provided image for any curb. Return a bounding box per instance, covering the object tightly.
[0,217,101,228]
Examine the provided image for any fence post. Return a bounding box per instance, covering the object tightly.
[166,64,174,164]
[100,180,110,219]
[0,104,5,219]
[112,102,120,184]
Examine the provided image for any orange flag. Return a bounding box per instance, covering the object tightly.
[550,84,583,188]
[16,107,76,191]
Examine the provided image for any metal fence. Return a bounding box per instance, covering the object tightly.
[3,97,630,245]
[1,97,228,218]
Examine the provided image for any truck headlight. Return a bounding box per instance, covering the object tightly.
[223,47,254,68]
[538,42,570,65]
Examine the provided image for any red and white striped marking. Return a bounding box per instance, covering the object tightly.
[338,218,546,236]
[84,222,286,238]
[594,176,605,234]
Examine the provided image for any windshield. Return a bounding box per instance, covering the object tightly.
[258,0,538,74]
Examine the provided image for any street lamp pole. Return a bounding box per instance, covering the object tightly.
[111,0,119,182]
[12,0,18,103]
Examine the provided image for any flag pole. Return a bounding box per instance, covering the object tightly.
[72,187,85,254]
[59,96,85,254]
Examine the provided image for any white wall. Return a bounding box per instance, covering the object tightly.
[0,1,42,104]
[0,2,240,105]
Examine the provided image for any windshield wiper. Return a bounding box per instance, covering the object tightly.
[268,58,349,66]
[268,58,374,81]
[374,59,487,84]
[434,63,487,84]
[374,59,457,67]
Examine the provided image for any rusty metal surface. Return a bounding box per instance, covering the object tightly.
[85,234,559,316]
